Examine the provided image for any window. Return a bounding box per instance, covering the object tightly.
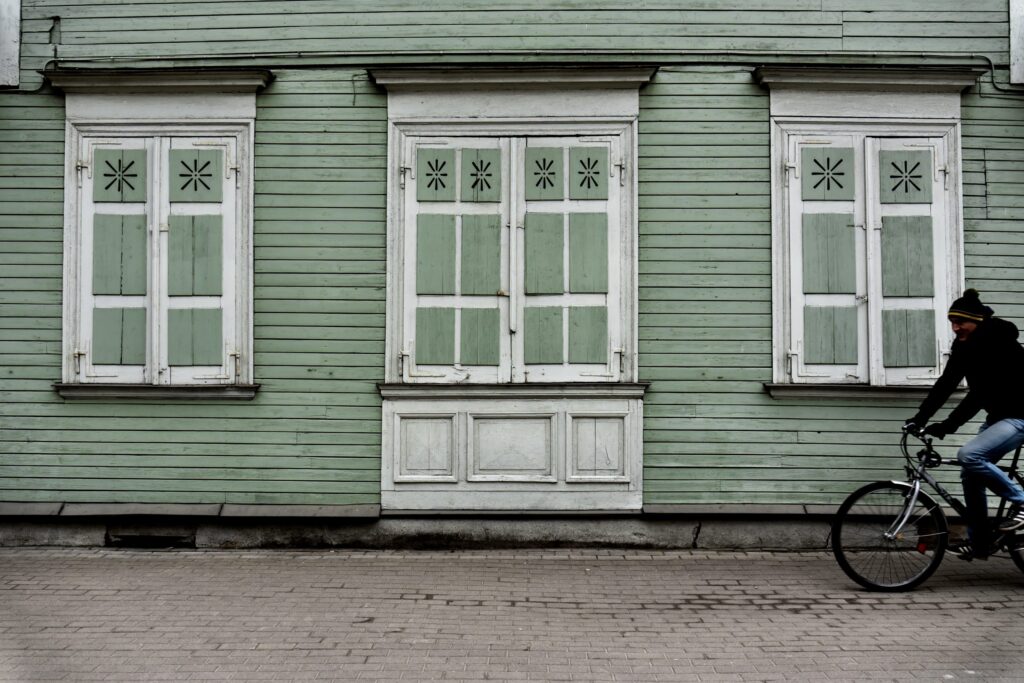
[66,130,248,387]
[776,124,961,386]
[397,130,630,385]
[50,68,269,396]
[756,65,984,391]
[374,68,651,513]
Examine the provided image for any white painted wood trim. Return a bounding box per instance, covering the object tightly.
[755,66,986,93]
[0,0,19,87]
[46,68,272,93]
[1013,0,1024,85]
[372,67,656,89]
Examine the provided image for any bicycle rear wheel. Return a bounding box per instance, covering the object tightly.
[832,481,948,591]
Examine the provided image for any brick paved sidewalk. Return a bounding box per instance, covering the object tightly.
[1,548,1023,682]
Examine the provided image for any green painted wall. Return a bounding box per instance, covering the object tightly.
[1,1,1021,509]
[0,71,387,506]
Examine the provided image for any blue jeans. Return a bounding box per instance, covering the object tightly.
[958,418,1024,547]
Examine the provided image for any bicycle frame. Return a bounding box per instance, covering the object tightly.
[891,431,1024,540]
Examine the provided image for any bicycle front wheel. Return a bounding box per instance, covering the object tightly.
[832,481,948,591]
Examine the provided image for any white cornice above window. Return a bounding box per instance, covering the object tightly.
[755,65,986,121]
[44,68,273,121]
[371,66,656,120]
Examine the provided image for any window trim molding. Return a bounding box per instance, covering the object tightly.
[60,116,256,392]
[769,115,965,387]
[0,0,19,88]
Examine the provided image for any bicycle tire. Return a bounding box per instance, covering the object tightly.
[1007,537,1024,574]
[832,481,948,591]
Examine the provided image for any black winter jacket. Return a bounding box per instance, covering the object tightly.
[914,317,1024,432]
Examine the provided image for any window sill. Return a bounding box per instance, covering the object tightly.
[764,383,965,400]
[54,383,260,400]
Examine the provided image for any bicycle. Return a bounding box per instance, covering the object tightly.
[831,428,1024,591]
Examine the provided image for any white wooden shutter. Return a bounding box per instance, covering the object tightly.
[787,134,868,383]
[513,135,623,382]
[402,136,511,382]
[163,136,238,384]
[79,138,150,383]
[868,136,950,386]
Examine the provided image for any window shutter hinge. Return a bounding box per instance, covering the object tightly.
[938,165,949,190]
[73,348,86,376]
[616,161,626,186]
[400,166,412,189]
[159,222,169,233]
[784,160,798,187]
[229,351,240,380]
[855,294,868,303]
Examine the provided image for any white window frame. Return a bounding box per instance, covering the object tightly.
[65,125,250,386]
[0,0,19,88]
[52,72,267,394]
[395,125,631,385]
[1013,0,1024,85]
[771,117,964,387]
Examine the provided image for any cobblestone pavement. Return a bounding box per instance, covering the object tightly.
[1,548,1024,682]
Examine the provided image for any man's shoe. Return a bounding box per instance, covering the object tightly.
[949,541,989,561]
[998,505,1024,532]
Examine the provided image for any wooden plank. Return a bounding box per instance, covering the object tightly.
[568,306,607,364]
[415,213,455,295]
[524,306,563,365]
[460,214,500,295]
[459,308,499,366]
[524,212,564,294]
[415,307,454,365]
[568,213,608,294]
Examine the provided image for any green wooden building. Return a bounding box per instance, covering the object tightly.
[2,0,1023,544]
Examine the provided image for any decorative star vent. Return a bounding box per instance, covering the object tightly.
[178,158,213,193]
[426,158,448,191]
[577,157,601,189]
[469,159,492,191]
[102,157,138,193]
[811,156,845,192]
[889,159,923,194]
[533,157,556,189]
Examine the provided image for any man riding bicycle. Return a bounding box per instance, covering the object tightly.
[905,289,1024,561]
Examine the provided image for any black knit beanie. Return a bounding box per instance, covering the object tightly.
[948,288,994,322]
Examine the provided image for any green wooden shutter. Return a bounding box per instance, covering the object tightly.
[568,147,608,201]
[883,309,935,368]
[168,308,223,366]
[415,308,456,365]
[94,148,146,203]
[92,307,146,365]
[879,150,932,204]
[416,214,456,295]
[569,213,608,294]
[525,213,563,294]
[801,213,856,294]
[460,308,500,366]
[460,214,501,295]
[168,215,222,296]
[525,147,563,201]
[93,214,147,296]
[568,306,607,364]
[417,149,456,202]
[169,149,223,203]
[804,306,858,365]
[524,307,563,364]
[881,216,933,297]
[801,147,854,201]
[461,149,501,203]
